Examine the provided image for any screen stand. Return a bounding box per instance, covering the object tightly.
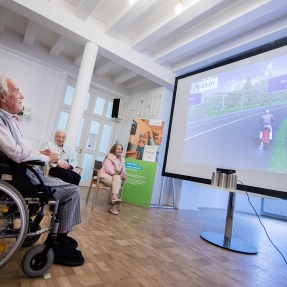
[150,177,176,209]
[200,191,257,254]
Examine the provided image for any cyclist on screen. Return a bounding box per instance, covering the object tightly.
[260,109,275,143]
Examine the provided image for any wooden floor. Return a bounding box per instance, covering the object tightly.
[1,187,287,287]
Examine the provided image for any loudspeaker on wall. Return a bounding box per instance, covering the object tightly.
[112,98,120,118]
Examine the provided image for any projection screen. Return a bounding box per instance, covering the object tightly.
[163,38,287,199]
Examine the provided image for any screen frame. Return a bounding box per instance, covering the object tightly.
[162,36,287,199]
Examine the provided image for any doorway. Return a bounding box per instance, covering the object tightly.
[75,115,115,185]
[56,83,116,186]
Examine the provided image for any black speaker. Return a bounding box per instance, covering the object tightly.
[111,98,120,118]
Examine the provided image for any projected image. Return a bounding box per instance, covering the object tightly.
[183,54,287,174]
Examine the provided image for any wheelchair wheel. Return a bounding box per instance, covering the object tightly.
[0,180,28,268]
[21,244,54,278]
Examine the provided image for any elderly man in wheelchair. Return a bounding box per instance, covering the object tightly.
[0,76,84,277]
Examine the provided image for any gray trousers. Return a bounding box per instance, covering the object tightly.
[28,169,81,233]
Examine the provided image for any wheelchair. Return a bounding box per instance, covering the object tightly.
[0,155,60,277]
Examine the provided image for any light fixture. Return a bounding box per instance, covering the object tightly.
[174,0,183,15]
[127,0,138,6]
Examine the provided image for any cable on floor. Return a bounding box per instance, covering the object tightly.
[238,178,287,265]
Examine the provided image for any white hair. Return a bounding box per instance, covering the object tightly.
[55,129,66,136]
[0,76,9,94]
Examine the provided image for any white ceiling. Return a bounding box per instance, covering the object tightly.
[0,0,287,96]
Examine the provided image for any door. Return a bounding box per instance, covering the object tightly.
[75,115,115,186]
[56,83,116,186]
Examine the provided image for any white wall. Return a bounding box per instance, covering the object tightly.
[0,48,66,147]
[178,179,261,214]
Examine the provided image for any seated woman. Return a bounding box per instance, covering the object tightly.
[99,143,127,215]
[43,130,81,185]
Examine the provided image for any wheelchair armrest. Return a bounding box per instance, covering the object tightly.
[23,160,46,166]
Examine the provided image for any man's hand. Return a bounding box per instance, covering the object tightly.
[48,153,59,164]
[40,148,52,156]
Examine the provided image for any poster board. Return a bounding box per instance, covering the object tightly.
[124,118,164,207]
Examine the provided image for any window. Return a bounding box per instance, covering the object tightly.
[99,124,112,153]
[57,111,69,130]
[64,86,74,106]
[94,97,105,115]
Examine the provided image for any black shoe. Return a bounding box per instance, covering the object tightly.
[55,236,78,249]
[52,242,84,267]
[45,235,78,249]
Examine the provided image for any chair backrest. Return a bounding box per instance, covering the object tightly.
[93,160,102,176]
[94,160,102,169]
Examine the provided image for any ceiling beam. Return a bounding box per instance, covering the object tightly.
[132,0,225,52]
[154,0,287,65]
[72,53,83,66]
[75,0,101,20]
[0,7,7,34]
[125,76,148,90]
[172,15,287,76]
[49,36,69,56]
[1,0,177,89]
[23,20,42,46]
[112,71,136,84]
[106,0,157,36]
[94,60,117,76]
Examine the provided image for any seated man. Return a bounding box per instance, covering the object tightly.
[0,75,84,267]
[43,130,81,185]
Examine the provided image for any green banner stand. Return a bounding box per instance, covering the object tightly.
[123,158,158,208]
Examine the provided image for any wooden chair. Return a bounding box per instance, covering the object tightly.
[86,160,125,209]
[86,160,102,204]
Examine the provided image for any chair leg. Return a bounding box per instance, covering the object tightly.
[117,186,124,211]
[86,181,94,203]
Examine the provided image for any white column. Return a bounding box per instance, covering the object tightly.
[65,42,98,148]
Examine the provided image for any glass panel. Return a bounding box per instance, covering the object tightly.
[81,153,94,181]
[106,100,113,118]
[76,118,85,147]
[94,97,105,115]
[99,124,112,153]
[86,121,100,150]
[57,111,69,131]
[84,93,90,111]
[262,198,287,220]
[64,86,75,105]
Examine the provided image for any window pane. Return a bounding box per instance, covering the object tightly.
[90,121,100,134]
[76,118,85,147]
[94,97,105,115]
[99,124,112,153]
[81,153,94,181]
[57,111,69,130]
[64,86,75,105]
[86,121,100,150]
[106,100,113,118]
